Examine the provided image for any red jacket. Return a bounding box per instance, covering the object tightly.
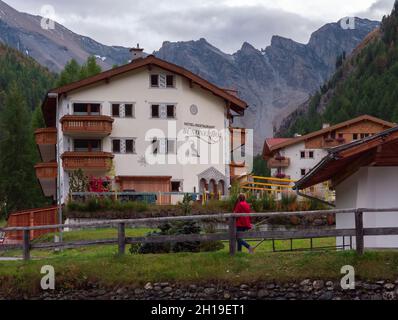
[234,201,252,228]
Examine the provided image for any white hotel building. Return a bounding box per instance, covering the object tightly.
[35,47,250,205]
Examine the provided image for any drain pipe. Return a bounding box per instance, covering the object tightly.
[295,189,335,208]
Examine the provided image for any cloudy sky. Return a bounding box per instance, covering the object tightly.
[6,0,396,53]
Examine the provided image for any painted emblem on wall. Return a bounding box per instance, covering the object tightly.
[190,104,198,115]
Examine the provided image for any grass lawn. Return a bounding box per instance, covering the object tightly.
[1,249,398,295]
[0,227,336,259]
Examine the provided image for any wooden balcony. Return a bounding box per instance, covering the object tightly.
[35,162,57,198]
[60,115,114,137]
[35,128,57,162]
[61,152,114,171]
[322,138,346,148]
[267,157,290,169]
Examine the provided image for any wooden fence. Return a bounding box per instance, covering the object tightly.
[2,208,398,260]
[6,206,58,241]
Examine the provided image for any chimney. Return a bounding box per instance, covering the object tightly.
[130,43,144,61]
[322,123,330,129]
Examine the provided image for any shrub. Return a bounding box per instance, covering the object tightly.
[261,193,276,211]
[130,221,224,254]
[178,194,193,215]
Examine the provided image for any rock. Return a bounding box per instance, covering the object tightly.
[134,289,143,295]
[319,292,334,300]
[240,284,249,290]
[257,290,269,299]
[313,280,325,290]
[224,293,231,300]
[160,282,169,287]
[383,291,395,300]
[285,292,297,299]
[204,288,216,295]
[247,291,257,298]
[300,279,311,286]
[163,287,173,293]
[384,283,395,291]
[154,286,162,292]
[326,281,334,287]
[266,283,276,290]
[144,283,153,290]
[189,285,197,290]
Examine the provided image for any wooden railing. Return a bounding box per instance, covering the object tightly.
[60,115,114,136]
[34,128,57,145]
[267,157,290,168]
[61,152,113,171]
[2,208,397,260]
[34,162,57,179]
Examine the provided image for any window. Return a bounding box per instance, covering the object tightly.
[167,105,175,118]
[112,104,120,117]
[353,133,358,140]
[309,151,314,159]
[125,104,134,117]
[301,169,307,176]
[171,181,181,192]
[300,151,306,159]
[166,75,174,88]
[74,140,101,152]
[73,103,101,115]
[151,74,159,87]
[151,105,159,118]
[126,139,135,153]
[112,140,121,153]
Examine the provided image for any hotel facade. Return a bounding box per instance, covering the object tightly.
[35,48,250,205]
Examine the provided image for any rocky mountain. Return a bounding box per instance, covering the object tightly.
[0,0,131,71]
[155,19,379,151]
[277,2,398,138]
[0,0,379,152]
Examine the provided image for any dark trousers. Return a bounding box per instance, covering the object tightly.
[236,227,251,252]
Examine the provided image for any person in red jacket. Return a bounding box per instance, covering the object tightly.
[234,194,254,254]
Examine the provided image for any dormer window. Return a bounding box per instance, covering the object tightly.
[151,75,159,87]
[150,74,175,88]
[166,75,175,88]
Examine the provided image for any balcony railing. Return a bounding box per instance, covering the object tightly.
[34,128,57,145]
[35,162,57,179]
[34,128,57,162]
[61,152,114,171]
[60,115,114,136]
[267,157,290,169]
[35,162,57,198]
[322,138,346,148]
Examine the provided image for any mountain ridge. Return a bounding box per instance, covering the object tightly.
[0,0,380,151]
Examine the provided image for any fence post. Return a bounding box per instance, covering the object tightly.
[228,216,237,256]
[118,222,126,255]
[355,210,364,255]
[23,229,30,261]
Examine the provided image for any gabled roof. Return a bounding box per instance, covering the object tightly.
[42,55,248,126]
[295,126,398,190]
[262,115,396,158]
[262,138,293,159]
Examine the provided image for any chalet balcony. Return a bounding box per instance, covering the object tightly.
[35,162,57,198]
[61,152,114,172]
[60,115,114,137]
[322,138,346,148]
[34,128,57,162]
[267,157,290,169]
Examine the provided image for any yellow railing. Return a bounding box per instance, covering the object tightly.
[240,175,295,193]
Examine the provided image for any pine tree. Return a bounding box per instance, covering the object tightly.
[80,56,102,79]
[56,59,81,87]
[0,83,46,217]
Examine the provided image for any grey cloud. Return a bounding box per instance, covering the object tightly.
[5,0,390,53]
[355,0,395,20]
